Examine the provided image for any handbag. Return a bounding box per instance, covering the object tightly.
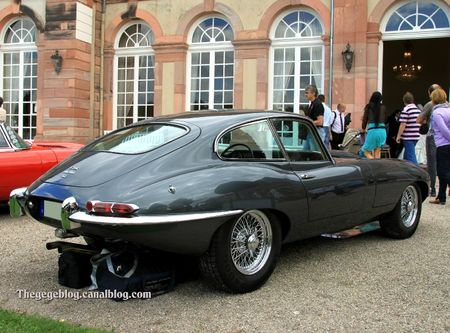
[419,122,429,135]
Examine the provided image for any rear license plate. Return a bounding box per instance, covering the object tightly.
[43,200,61,221]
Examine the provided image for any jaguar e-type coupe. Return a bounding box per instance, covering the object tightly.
[10,111,429,293]
[0,122,83,201]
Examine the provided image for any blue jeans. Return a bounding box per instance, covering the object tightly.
[317,127,326,143]
[402,140,418,164]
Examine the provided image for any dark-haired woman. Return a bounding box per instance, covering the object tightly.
[361,91,386,159]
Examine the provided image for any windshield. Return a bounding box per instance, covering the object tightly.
[5,125,29,149]
[85,123,188,154]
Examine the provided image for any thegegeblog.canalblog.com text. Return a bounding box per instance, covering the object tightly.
[16,289,151,301]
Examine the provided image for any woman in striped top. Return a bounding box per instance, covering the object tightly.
[396,92,421,164]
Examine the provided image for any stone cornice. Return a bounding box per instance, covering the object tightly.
[232,38,271,50]
[152,42,189,54]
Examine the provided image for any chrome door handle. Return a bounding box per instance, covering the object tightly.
[300,174,315,180]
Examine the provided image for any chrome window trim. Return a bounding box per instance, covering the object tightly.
[269,117,332,163]
[214,116,291,162]
[213,113,333,163]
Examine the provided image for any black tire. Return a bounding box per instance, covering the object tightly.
[199,210,282,293]
[380,184,422,239]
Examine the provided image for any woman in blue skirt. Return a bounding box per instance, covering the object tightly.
[361,91,387,159]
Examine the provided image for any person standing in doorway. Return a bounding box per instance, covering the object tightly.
[330,103,347,150]
[428,88,450,205]
[417,84,441,196]
[396,92,421,164]
[304,85,325,142]
[318,94,332,149]
[386,109,403,158]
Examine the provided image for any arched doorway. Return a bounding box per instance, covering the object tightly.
[379,0,450,113]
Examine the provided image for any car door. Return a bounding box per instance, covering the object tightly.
[270,117,367,232]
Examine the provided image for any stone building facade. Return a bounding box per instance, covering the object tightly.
[0,0,448,142]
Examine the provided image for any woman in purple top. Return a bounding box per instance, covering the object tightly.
[429,88,450,205]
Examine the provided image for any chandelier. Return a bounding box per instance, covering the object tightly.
[392,43,422,81]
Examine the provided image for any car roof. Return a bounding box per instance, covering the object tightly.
[138,110,308,131]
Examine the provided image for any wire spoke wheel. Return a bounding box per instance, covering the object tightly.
[230,210,272,275]
[400,185,419,228]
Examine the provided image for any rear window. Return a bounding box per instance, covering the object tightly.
[86,124,187,154]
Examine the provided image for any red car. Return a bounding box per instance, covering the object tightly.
[0,122,83,202]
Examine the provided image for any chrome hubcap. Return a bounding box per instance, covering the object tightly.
[247,234,259,252]
[400,185,418,228]
[230,210,272,275]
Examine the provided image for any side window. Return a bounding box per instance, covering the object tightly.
[217,120,284,160]
[272,119,326,161]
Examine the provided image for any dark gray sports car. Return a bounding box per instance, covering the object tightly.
[10,110,429,293]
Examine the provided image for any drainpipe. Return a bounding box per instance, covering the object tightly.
[99,0,106,136]
[89,1,97,140]
[328,0,335,107]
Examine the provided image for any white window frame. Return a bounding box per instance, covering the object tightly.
[377,0,450,91]
[186,16,234,111]
[0,17,37,139]
[381,0,450,41]
[268,9,325,114]
[113,22,155,130]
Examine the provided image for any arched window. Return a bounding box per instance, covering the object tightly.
[269,10,324,114]
[0,18,37,139]
[385,1,449,32]
[114,22,154,129]
[187,17,234,110]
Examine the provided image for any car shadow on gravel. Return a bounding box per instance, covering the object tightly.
[0,204,9,215]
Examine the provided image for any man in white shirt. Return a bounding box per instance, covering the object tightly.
[330,104,347,150]
[318,94,332,149]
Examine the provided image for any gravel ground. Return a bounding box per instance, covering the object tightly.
[0,202,449,333]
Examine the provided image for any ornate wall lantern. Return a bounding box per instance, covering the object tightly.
[51,50,63,74]
[342,43,354,72]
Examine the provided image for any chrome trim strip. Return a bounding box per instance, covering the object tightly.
[10,187,28,198]
[69,210,244,226]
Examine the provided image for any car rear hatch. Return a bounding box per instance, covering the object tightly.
[39,122,200,188]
